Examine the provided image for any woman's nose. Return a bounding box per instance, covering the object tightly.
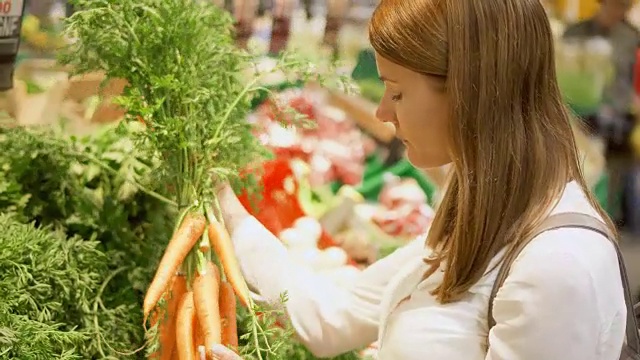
[376,98,395,124]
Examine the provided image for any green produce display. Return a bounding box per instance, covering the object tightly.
[351,49,385,103]
[351,49,379,83]
[356,78,385,103]
[557,71,608,116]
[0,124,174,359]
[328,155,438,205]
[555,38,614,116]
[594,172,612,216]
[0,215,103,360]
[0,123,364,359]
[250,79,306,110]
[356,157,437,204]
[57,0,356,357]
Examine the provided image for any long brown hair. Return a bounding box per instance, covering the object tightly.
[369,0,616,303]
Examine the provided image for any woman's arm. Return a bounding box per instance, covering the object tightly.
[219,186,424,357]
[486,228,625,360]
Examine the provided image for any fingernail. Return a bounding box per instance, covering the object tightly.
[211,344,228,353]
[210,343,231,359]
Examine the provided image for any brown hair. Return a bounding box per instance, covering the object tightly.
[369,0,616,303]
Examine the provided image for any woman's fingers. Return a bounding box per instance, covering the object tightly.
[216,183,250,232]
[208,344,243,360]
[215,183,236,205]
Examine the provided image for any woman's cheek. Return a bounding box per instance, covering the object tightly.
[396,105,418,134]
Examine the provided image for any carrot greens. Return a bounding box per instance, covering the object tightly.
[60,0,347,207]
[59,0,353,358]
[60,0,264,208]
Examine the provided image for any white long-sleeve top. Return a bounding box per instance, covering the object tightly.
[229,181,626,359]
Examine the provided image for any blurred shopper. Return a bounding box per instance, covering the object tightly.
[212,1,632,359]
[564,0,640,227]
[302,0,313,19]
[324,0,351,54]
[269,0,295,54]
[213,0,293,53]
[230,0,259,49]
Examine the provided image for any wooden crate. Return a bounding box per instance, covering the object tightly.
[64,72,128,124]
[1,59,128,133]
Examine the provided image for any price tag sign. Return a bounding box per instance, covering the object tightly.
[0,0,24,38]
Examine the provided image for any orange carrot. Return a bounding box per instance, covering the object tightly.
[199,228,210,253]
[207,218,251,308]
[193,318,204,356]
[219,281,238,350]
[148,300,166,359]
[193,262,222,352]
[144,212,207,319]
[199,242,210,253]
[213,264,221,285]
[153,275,187,360]
[175,292,197,360]
[148,313,161,359]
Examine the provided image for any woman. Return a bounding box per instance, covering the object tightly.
[213,0,627,359]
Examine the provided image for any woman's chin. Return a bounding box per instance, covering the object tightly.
[405,149,451,170]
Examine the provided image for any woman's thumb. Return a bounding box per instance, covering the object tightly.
[208,344,243,360]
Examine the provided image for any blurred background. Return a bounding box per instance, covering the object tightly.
[8,2,640,357]
[13,0,640,291]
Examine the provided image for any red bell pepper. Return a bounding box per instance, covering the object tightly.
[238,157,352,263]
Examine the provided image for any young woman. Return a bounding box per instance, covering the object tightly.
[213,0,627,359]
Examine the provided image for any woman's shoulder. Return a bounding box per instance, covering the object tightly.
[516,182,617,278]
[488,213,626,360]
[504,230,621,322]
[515,221,618,280]
[503,181,622,303]
[496,223,624,334]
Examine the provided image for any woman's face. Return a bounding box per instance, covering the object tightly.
[375,52,451,169]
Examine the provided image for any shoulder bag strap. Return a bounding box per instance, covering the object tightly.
[487,212,640,353]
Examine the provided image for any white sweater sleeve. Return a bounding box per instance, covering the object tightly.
[230,216,425,358]
[485,228,626,360]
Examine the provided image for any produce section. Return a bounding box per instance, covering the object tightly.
[0,1,619,360]
[1,1,432,359]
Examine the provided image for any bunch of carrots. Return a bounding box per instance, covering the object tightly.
[144,204,251,360]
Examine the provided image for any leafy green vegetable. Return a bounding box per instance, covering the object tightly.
[0,214,102,360]
[236,295,363,360]
[58,0,355,358]
[59,0,351,205]
[0,124,174,359]
[61,0,259,207]
[24,80,46,94]
[29,0,367,358]
[0,118,365,359]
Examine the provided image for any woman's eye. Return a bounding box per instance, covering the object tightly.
[391,93,402,102]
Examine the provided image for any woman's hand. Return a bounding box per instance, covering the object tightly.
[215,182,251,234]
[208,344,243,360]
